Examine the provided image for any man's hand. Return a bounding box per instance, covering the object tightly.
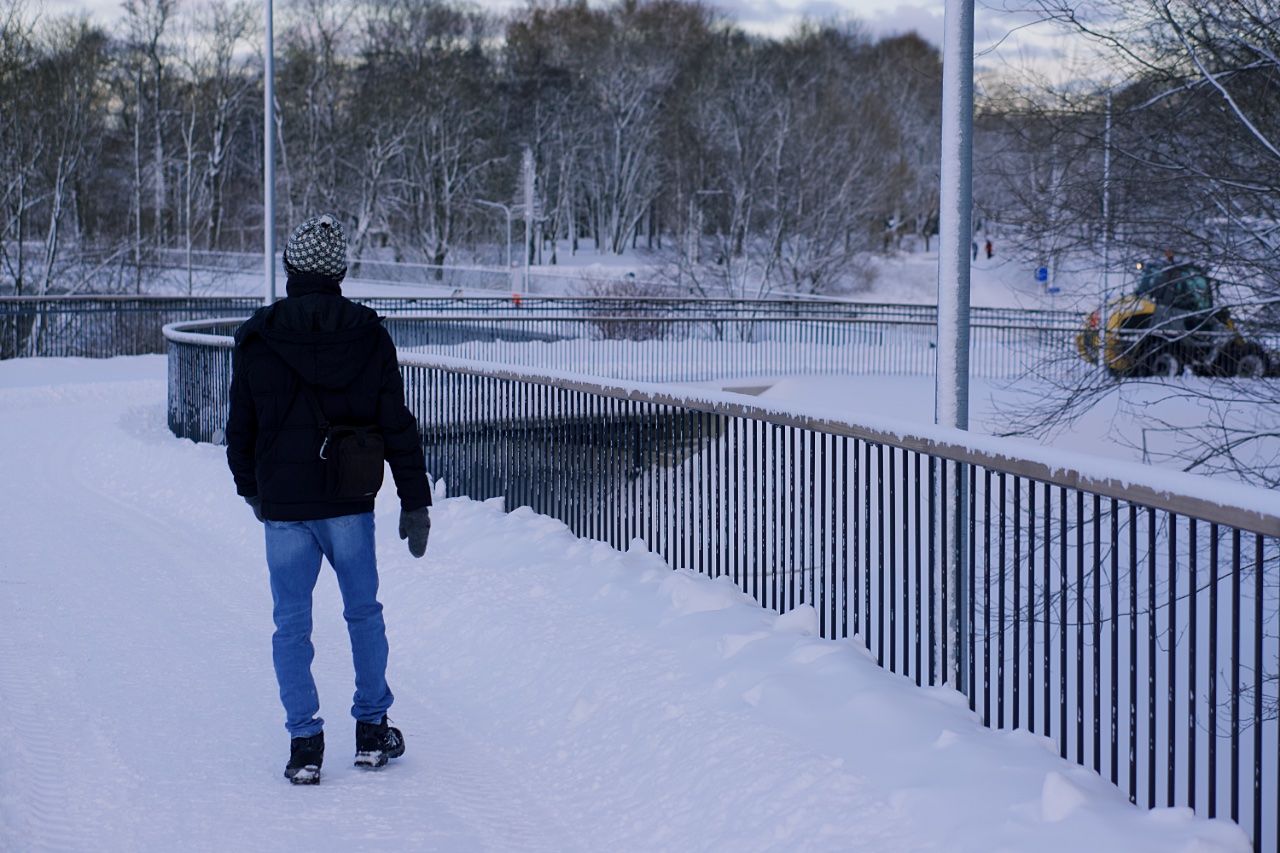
[399,506,431,558]
[245,495,264,523]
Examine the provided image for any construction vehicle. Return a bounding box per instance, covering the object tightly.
[1076,259,1272,378]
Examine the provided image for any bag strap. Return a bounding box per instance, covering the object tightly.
[290,374,338,459]
[282,359,377,460]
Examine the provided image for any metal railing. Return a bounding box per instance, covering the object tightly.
[383,313,1077,382]
[0,296,265,359]
[5,296,1085,380]
[164,318,1279,850]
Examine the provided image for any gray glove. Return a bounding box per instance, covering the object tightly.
[245,495,264,523]
[399,506,431,558]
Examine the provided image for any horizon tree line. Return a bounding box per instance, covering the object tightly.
[0,0,945,298]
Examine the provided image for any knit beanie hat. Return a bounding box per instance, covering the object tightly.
[284,213,347,279]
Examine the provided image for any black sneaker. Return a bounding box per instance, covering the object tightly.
[354,715,405,768]
[284,731,324,785]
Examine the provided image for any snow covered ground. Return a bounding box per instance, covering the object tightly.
[0,355,1251,851]
[162,241,1098,311]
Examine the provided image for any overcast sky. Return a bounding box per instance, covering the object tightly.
[41,0,1076,71]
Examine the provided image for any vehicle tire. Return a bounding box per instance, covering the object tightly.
[1233,344,1268,378]
[1146,349,1182,378]
[1112,334,1147,377]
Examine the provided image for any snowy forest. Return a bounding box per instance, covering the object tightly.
[1,0,1278,307]
[0,0,945,298]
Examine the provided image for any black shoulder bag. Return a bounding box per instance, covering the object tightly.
[296,379,385,501]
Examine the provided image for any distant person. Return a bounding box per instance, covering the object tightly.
[972,241,978,261]
[985,239,993,259]
[225,213,433,785]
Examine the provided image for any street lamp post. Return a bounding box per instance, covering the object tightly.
[474,199,512,269]
[263,0,275,305]
[936,0,975,692]
[521,148,535,295]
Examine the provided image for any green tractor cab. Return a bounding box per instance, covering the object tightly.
[1076,260,1272,378]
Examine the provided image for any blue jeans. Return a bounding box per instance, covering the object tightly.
[264,512,393,738]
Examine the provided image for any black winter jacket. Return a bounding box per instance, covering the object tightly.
[225,275,432,521]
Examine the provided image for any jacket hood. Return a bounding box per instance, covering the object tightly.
[236,292,383,389]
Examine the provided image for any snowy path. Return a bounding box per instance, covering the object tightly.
[0,357,1249,852]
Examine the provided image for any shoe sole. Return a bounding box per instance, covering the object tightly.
[286,765,321,785]
[354,742,404,769]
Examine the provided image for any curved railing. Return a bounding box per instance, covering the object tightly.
[8,295,1083,379]
[382,312,1076,382]
[165,315,1278,850]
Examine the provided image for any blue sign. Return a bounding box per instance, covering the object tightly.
[1047,286,1061,294]
[1035,267,1048,282]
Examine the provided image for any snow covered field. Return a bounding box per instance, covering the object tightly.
[158,241,1092,311]
[0,355,1251,851]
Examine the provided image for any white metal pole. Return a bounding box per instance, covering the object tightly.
[936,0,974,432]
[936,0,974,693]
[522,147,534,294]
[263,0,275,305]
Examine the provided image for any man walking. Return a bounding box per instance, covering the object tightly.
[226,213,433,784]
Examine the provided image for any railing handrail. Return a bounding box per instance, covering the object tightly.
[143,306,1088,329]
[161,318,242,348]
[163,318,1280,537]
[377,314,1074,332]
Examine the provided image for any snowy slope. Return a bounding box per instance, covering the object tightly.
[0,356,1250,852]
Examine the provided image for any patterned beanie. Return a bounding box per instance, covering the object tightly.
[284,213,348,279]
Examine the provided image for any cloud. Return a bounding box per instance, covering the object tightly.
[710,0,942,43]
[37,0,124,24]
[717,0,1084,79]
[864,3,946,46]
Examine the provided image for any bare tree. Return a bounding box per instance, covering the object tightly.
[365,0,502,269]
[27,17,110,298]
[274,0,354,226]
[866,34,943,253]
[0,2,39,297]
[168,1,255,290]
[580,39,674,254]
[986,1,1280,487]
[123,0,174,250]
[771,24,900,295]
[668,22,910,297]
[196,1,256,250]
[674,29,788,298]
[504,2,599,262]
